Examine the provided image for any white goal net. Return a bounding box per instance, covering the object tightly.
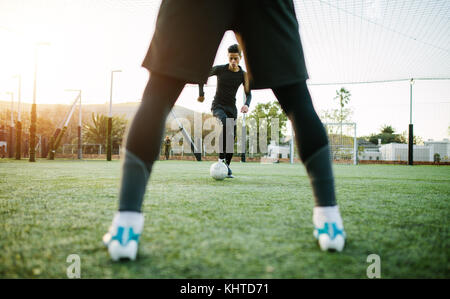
[323,122,357,165]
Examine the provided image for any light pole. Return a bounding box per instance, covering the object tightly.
[13,75,22,160]
[107,70,121,161]
[241,89,246,162]
[29,42,50,162]
[6,92,14,158]
[290,122,294,164]
[66,89,82,159]
[408,78,414,166]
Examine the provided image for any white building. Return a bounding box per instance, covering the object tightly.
[358,138,382,161]
[424,139,450,162]
[268,141,291,159]
[359,149,382,161]
[379,143,443,162]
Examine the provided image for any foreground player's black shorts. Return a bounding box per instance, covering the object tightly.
[143,0,309,89]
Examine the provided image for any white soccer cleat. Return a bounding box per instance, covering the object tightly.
[314,222,346,252]
[103,211,144,261]
[313,206,346,252]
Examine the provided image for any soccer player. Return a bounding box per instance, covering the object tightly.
[197,44,252,178]
[103,0,346,261]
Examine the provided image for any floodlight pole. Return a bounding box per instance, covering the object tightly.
[107,70,121,161]
[353,123,357,165]
[66,89,82,159]
[78,91,82,160]
[29,46,38,162]
[13,75,22,160]
[29,42,50,162]
[170,110,202,161]
[408,78,414,166]
[241,90,246,162]
[6,92,14,158]
[290,122,294,164]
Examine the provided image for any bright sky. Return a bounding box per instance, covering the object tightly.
[0,0,449,140]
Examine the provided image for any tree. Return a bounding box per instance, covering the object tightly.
[318,88,353,160]
[367,124,423,145]
[321,108,353,126]
[399,131,423,145]
[83,113,128,152]
[367,125,402,145]
[380,125,394,134]
[320,87,353,132]
[247,101,288,149]
[334,87,351,125]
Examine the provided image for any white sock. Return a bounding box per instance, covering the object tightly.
[112,211,144,234]
[313,206,343,229]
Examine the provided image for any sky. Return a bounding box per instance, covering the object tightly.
[0,0,449,141]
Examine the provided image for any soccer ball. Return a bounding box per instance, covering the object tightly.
[210,162,228,180]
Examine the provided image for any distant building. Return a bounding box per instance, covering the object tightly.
[423,139,450,162]
[268,140,291,159]
[357,138,450,162]
[357,138,382,161]
[380,143,429,161]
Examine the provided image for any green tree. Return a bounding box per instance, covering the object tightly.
[367,125,402,145]
[320,87,353,133]
[380,125,394,134]
[247,101,288,147]
[83,113,128,151]
[399,131,423,145]
[321,108,353,126]
[318,88,353,160]
[334,87,351,125]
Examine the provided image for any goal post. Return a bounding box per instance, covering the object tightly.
[323,122,358,165]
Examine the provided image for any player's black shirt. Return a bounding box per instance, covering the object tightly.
[209,64,244,108]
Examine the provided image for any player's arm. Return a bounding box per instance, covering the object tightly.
[241,71,252,113]
[197,66,220,103]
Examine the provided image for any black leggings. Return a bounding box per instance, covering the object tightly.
[272,81,329,162]
[125,73,186,168]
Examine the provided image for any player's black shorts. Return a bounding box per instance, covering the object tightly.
[143,0,309,89]
[212,103,237,121]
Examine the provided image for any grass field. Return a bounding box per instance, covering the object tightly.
[0,159,449,278]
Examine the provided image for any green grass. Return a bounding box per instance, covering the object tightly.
[0,159,449,278]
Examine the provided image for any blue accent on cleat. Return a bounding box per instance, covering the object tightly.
[111,226,141,246]
[314,222,346,240]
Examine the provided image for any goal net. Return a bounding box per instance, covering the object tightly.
[323,122,357,165]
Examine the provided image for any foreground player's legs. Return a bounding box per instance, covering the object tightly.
[272,81,345,252]
[119,74,185,211]
[103,73,185,260]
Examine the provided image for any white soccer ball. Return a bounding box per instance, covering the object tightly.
[210,162,228,180]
